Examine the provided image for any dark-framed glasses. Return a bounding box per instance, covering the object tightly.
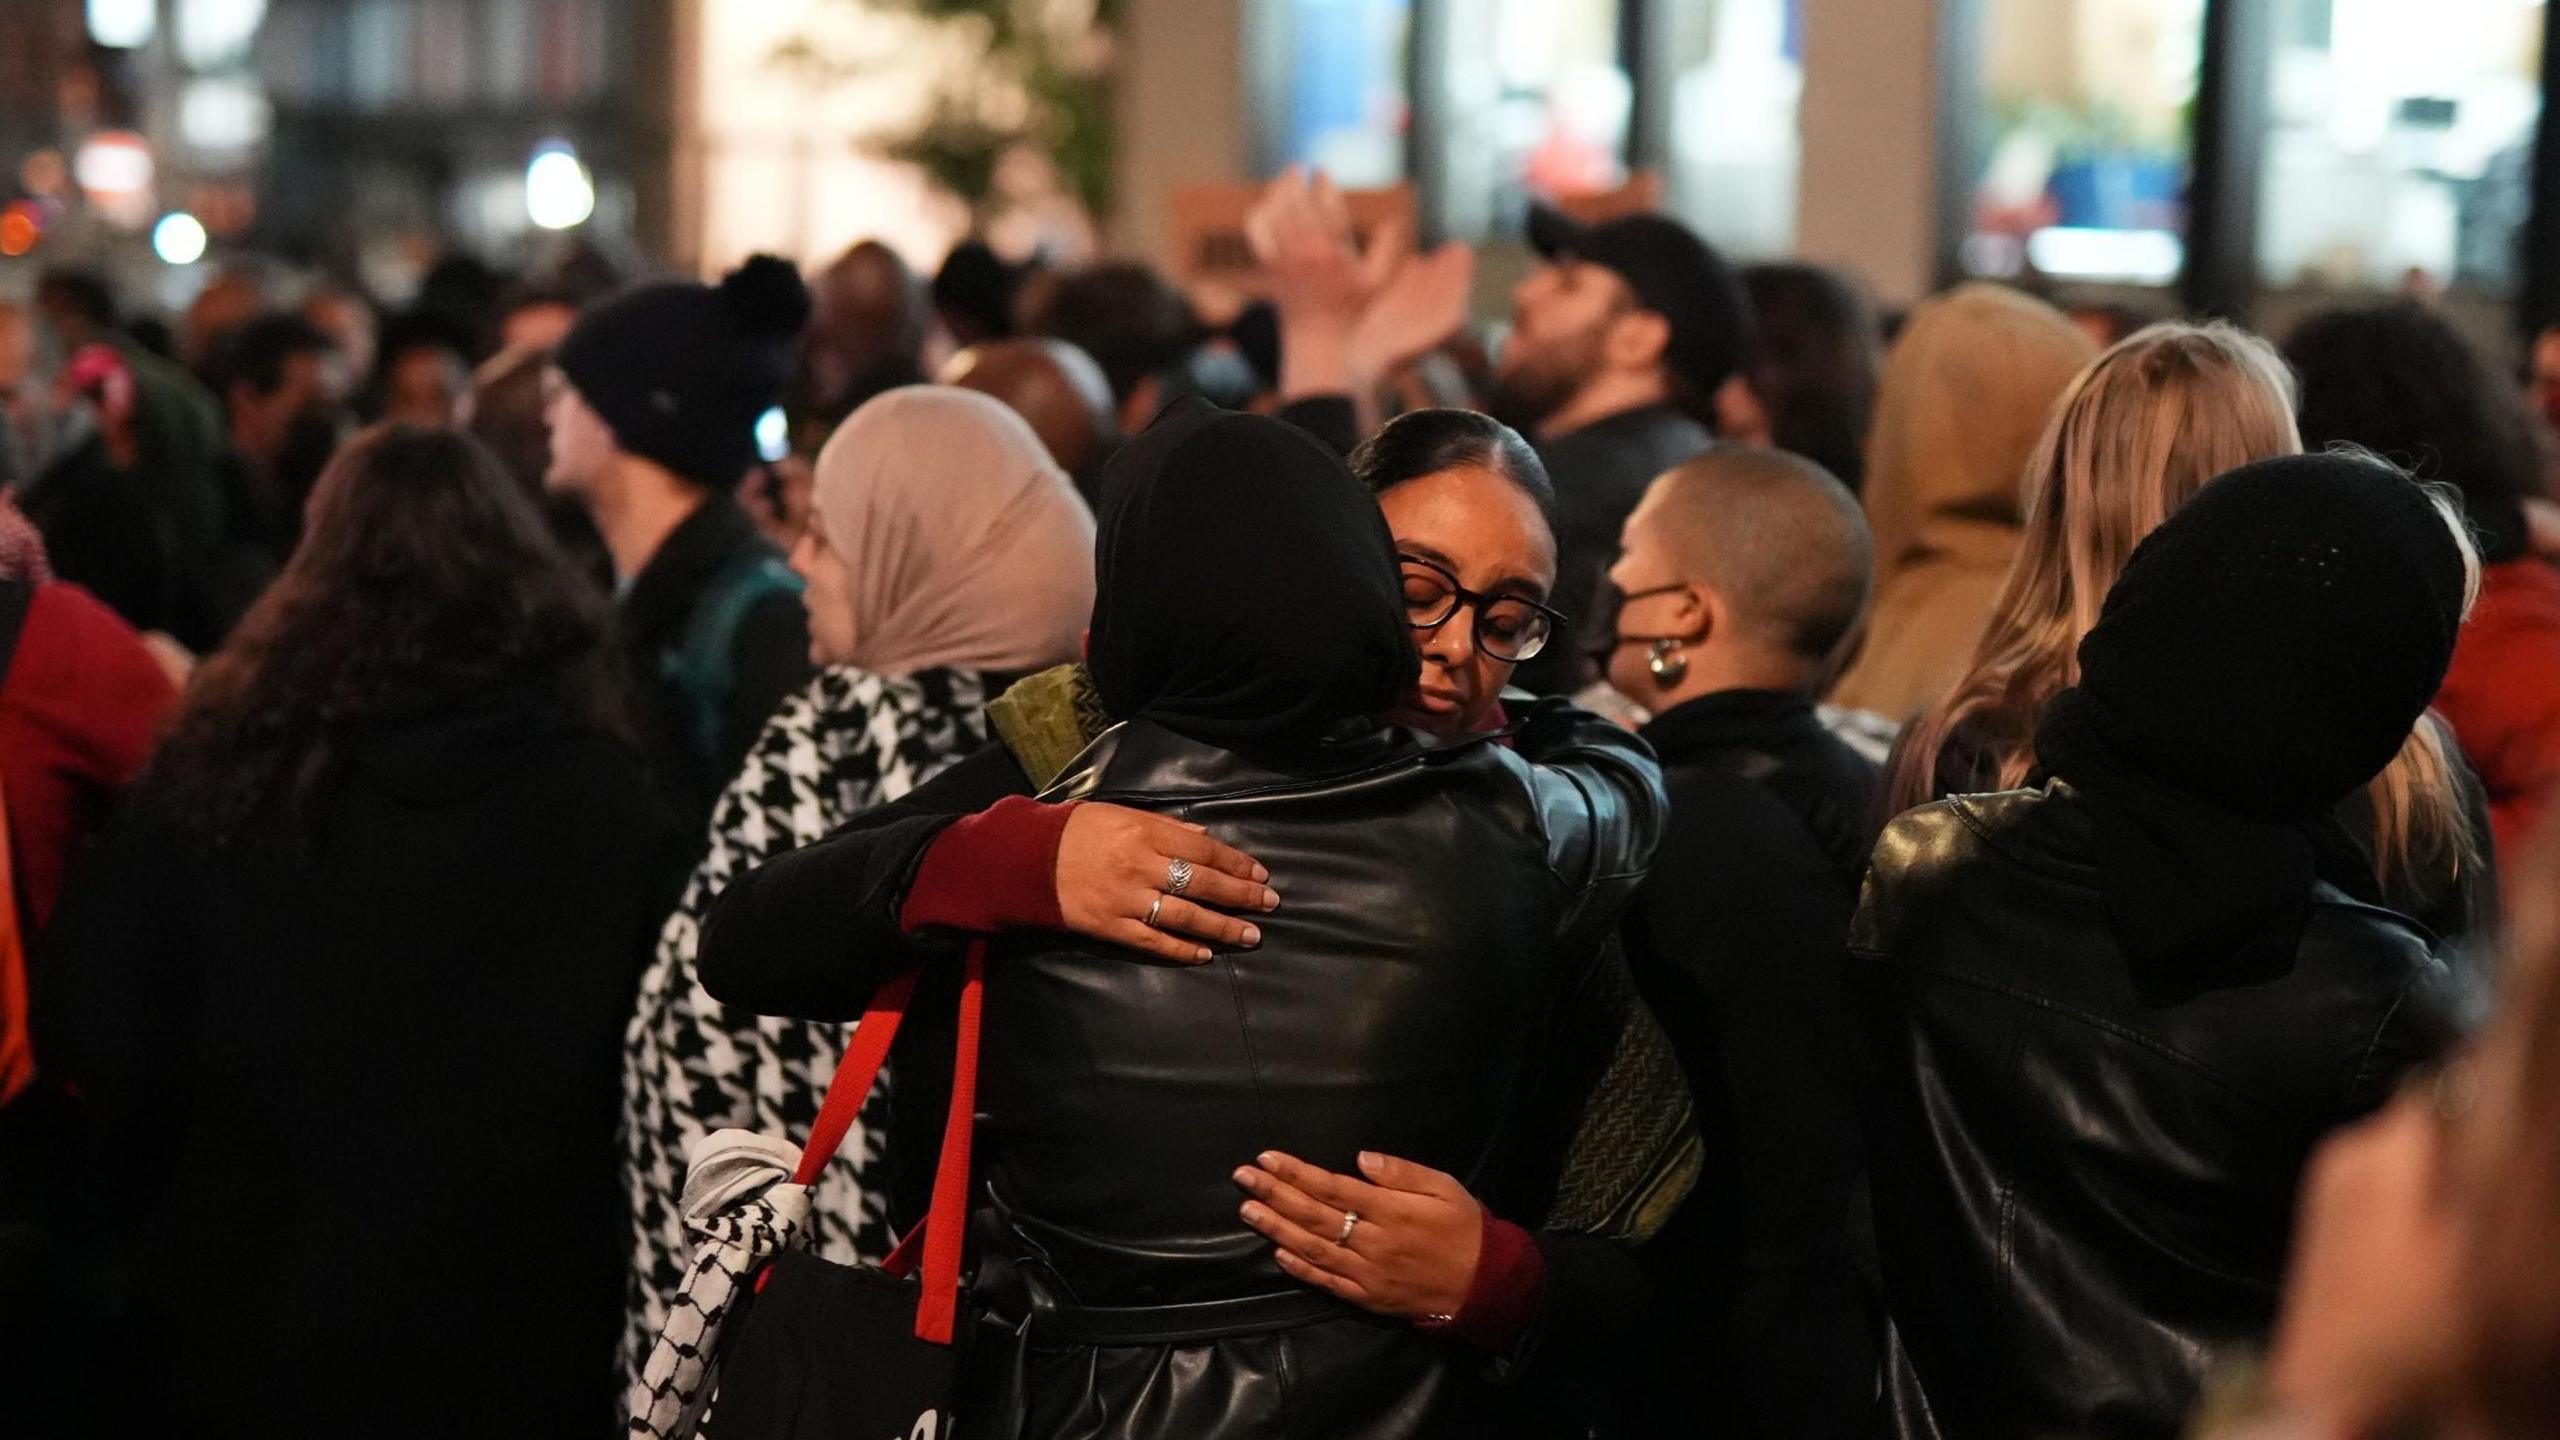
[1398,554,1565,663]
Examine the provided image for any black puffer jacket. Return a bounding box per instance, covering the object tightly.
[705,710,1663,1439]
[1850,783,2457,1440]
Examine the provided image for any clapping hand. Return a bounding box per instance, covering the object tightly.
[1245,167,1476,407]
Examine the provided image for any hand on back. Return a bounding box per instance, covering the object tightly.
[1054,803,1278,964]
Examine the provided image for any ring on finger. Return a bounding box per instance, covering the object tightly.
[1166,857,1194,895]
[1335,1210,1359,1246]
[1145,894,1165,928]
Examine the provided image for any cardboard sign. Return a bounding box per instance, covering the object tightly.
[1166,180,1417,312]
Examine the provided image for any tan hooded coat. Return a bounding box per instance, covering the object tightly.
[1828,284,2097,721]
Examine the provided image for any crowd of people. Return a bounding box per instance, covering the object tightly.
[2,162,2559,1440]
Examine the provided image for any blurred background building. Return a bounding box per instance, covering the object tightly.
[0,0,2550,350]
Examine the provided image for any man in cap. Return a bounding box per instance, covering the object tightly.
[1491,205,1753,694]
[545,255,815,854]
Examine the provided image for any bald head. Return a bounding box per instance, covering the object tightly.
[801,240,928,424]
[940,338,1118,477]
[814,241,925,346]
[184,266,274,371]
[1636,446,1872,664]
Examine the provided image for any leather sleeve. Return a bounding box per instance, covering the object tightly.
[1509,694,1668,952]
[1493,1230,1657,1423]
[697,741,1034,1020]
[2345,956,2462,1119]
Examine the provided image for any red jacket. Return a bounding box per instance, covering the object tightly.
[2434,557,2560,873]
[2,581,176,932]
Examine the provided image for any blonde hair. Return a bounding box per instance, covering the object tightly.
[1887,322,2484,901]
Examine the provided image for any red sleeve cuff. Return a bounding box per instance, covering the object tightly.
[897,796,1079,936]
[1425,1214,1546,1355]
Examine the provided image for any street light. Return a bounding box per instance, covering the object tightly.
[87,0,156,48]
[526,143,595,231]
[153,211,209,266]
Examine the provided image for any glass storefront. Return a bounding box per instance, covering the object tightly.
[1428,0,1628,239]
[2257,0,2543,296]
[1961,0,2204,287]
[1249,0,2555,318]
[1658,0,1801,258]
[1269,0,1411,187]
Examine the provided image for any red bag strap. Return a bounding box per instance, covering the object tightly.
[791,968,918,1187]
[791,943,986,1347]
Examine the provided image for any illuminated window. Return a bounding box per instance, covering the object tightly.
[1271,0,1411,186]
[1962,0,2203,286]
[87,0,156,49]
[179,0,269,69]
[2256,0,2542,295]
[1660,0,1801,258]
[1430,0,1629,239]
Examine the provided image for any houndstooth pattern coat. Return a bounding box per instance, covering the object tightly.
[618,666,996,1386]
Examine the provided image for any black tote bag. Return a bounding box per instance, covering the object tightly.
[711,942,984,1439]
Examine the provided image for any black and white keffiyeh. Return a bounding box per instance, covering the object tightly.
[619,666,995,1391]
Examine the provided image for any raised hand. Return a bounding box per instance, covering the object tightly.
[1349,240,1477,391]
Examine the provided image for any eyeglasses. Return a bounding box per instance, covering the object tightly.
[1399,555,1564,663]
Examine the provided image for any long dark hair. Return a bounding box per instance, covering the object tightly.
[154,424,622,843]
[1740,262,1883,491]
[1348,407,1556,522]
[2285,302,2552,563]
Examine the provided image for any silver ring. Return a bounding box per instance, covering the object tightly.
[1166,857,1194,895]
[1145,895,1164,928]
[1335,1210,1359,1246]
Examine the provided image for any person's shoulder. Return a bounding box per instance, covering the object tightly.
[1657,759,1835,878]
[1659,752,1794,830]
[2296,889,2443,985]
[24,576,133,633]
[2291,893,2459,1089]
[1873,787,2031,865]
[10,580,174,703]
[1855,786,2081,948]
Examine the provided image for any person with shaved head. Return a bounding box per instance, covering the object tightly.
[939,336,1121,502]
[1599,446,1885,1439]
[789,240,929,448]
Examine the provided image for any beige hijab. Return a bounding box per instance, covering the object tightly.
[1828,284,2096,721]
[810,385,1096,677]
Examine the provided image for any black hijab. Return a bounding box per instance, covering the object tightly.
[2032,452,2471,981]
[1086,398,1417,751]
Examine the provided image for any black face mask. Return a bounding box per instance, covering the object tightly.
[1581,580,1691,662]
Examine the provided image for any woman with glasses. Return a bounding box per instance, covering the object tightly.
[1355,409,1569,735]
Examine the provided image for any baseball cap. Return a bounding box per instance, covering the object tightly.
[1527,202,1754,399]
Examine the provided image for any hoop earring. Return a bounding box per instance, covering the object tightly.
[1646,638,1688,687]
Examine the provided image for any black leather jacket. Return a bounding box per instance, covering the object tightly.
[703,711,1664,1439]
[1849,784,2458,1440]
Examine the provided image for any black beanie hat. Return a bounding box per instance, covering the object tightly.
[554,254,811,489]
[2033,451,2472,978]
[2049,451,2470,821]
